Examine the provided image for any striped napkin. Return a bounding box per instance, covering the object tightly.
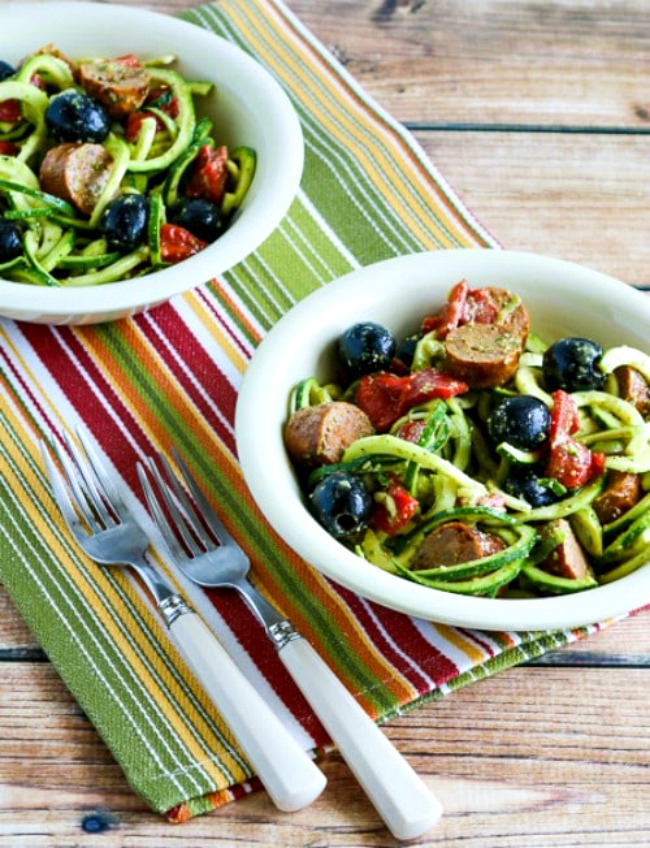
[0,0,611,822]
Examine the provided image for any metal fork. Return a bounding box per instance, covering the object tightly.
[138,450,443,841]
[40,427,326,813]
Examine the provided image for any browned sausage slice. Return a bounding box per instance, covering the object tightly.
[593,471,641,525]
[412,521,505,571]
[76,57,150,118]
[539,518,593,581]
[442,323,523,389]
[39,142,114,216]
[285,402,374,469]
[615,365,650,416]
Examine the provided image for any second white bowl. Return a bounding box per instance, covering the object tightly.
[0,2,303,324]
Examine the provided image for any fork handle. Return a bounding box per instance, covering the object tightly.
[278,635,443,840]
[168,612,326,811]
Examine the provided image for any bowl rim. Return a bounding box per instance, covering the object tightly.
[0,2,304,320]
[236,248,650,630]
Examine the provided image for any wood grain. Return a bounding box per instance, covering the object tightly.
[418,131,650,285]
[2,658,649,846]
[1,0,649,844]
[2,586,649,846]
[286,0,650,128]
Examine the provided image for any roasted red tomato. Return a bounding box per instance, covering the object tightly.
[421,279,468,338]
[124,86,179,142]
[115,54,143,69]
[145,86,179,118]
[395,418,427,444]
[372,475,419,536]
[548,388,580,439]
[545,390,605,489]
[546,439,606,490]
[356,367,468,432]
[0,140,18,155]
[0,72,44,123]
[0,99,21,123]
[159,224,207,264]
[402,368,468,408]
[124,111,161,141]
[186,144,229,205]
[355,372,406,432]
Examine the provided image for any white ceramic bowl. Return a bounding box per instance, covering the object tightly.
[236,249,650,631]
[0,2,303,324]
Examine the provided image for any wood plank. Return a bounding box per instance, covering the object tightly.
[416,130,650,285]
[1,663,648,846]
[284,0,649,127]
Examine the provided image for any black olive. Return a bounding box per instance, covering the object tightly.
[394,333,419,368]
[542,337,606,393]
[339,322,397,376]
[172,198,223,243]
[309,471,373,538]
[45,90,111,143]
[504,465,560,508]
[100,194,149,252]
[488,395,552,451]
[0,220,23,263]
[0,61,15,82]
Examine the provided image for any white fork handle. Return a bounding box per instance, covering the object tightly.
[169,612,326,811]
[279,636,443,839]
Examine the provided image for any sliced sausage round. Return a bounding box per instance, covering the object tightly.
[285,401,374,469]
[615,365,650,417]
[540,518,592,581]
[39,142,114,215]
[465,286,530,345]
[76,57,150,119]
[442,323,523,389]
[412,520,505,571]
[593,470,641,525]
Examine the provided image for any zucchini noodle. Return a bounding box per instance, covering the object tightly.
[286,290,650,600]
[343,434,488,496]
[0,48,257,286]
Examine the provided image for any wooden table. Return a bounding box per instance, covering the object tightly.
[1,1,649,845]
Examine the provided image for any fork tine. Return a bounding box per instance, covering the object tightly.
[39,440,88,536]
[45,432,110,532]
[137,458,194,560]
[73,426,126,515]
[170,448,233,544]
[147,453,223,554]
[59,430,117,530]
[156,453,211,552]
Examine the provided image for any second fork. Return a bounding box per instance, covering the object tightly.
[42,428,326,813]
[139,450,443,841]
